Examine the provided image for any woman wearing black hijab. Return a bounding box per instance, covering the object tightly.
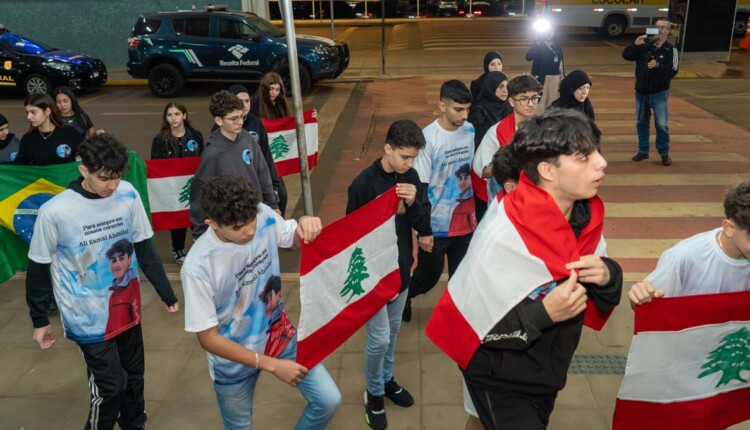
[468,71,511,149]
[470,51,504,101]
[551,69,595,121]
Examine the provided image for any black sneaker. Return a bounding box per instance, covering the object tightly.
[173,249,186,264]
[364,391,387,430]
[384,378,414,407]
[661,155,672,166]
[632,152,649,161]
[402,297,412,322]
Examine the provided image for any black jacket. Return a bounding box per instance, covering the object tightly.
[622,40,679,95]
[463,200,623,395]
[525,40,564,84]
[150,126,205,159]
[346,159,432,293]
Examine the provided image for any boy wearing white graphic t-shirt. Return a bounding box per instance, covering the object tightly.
[181,174,340,429]
[404,79,477,322]
[629,182,750,306]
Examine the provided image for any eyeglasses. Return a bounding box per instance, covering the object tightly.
[512,95,542,106]
[223,116,243,124]
[656,25,669,30]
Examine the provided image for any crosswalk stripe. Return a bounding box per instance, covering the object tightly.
[604,174,745,186]
[606,239,682,259]
[605,202,723,218]
[603,152,748,162]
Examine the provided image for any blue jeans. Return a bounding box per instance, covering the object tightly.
[365,289,408,396]
[635,90,670,155]
[213,336,341,430]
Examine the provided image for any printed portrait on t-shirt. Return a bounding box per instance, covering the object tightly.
[104,238,141,340]
[449,163,478,235]
[56,144,71,158]
[260,274,296,358]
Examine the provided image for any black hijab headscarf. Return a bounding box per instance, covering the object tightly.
[550,69,595,121]
[470,51,504,101]
[476,71,512,122]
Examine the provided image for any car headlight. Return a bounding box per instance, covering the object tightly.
[47,62,72,72]
[312,45,331,56]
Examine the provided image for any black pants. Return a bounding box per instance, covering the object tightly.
[78,324,146,430]
[170,228,186,251]
[465,381,557,430]
[408,234,472,299]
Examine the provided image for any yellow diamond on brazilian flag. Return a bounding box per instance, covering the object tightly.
[0,178,66,244]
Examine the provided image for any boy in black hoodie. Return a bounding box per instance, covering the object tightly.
[346,119,432,430]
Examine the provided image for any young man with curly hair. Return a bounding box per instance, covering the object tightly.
[190,90,279,238]
[181,174,340,429]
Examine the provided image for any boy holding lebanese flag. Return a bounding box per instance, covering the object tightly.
[427,108,623,429]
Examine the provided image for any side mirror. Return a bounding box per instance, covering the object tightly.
[248,34,261,43]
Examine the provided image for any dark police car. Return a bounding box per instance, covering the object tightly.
[0,25,107,95]
[127,5,350,97]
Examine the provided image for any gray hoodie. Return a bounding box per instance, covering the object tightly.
[190,129,278,236]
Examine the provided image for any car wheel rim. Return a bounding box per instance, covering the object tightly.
[155,71,175,94]
[27,77,47,94]
[608,24,621,36]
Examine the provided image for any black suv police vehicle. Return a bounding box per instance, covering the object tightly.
[127,6,350,97]
[0,25,107,95]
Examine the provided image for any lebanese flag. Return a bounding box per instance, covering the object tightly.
[613,291,750,430]
[425,173,612,369]
[261,110,318,177]
[296,187,401,369]
[471,114,515,202]
[146,157,200,231]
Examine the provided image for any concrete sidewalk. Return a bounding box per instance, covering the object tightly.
[4,71,750,429]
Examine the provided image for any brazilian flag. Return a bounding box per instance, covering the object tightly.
[0,152,150,284]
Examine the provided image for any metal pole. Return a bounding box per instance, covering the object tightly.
[312,0,316,19]
[330,0,336,39]
[381,1,386,74]
[279,0,314,216]
[522,0,526,16]
[417,0,420,17]
[365,0,368,18]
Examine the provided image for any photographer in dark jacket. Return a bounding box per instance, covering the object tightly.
[622,19,679,166]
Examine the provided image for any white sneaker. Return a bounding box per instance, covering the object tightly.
[173,249,186,264]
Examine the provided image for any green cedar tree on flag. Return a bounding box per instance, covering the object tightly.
[296,187,401,369]
[0,152,150,284]
[614,290,750,429]
[261,109,318,176]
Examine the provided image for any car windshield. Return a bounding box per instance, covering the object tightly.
[0,34,55,54]
[244,15,285,38]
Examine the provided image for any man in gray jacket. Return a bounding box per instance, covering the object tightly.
[190,90,279,237]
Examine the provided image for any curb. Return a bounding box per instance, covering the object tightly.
[106,79,148,86]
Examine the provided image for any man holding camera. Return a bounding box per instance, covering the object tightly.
[622,19,679,166]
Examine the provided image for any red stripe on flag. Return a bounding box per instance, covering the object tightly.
[424,288,482,370]
[634,290,750,334]
[151,210,192,231]
[296,269,401,369]
[261,109,317,133]
[613,386,750,430]
[146,157,201,179]
[275,153,319,177]
[299,186,399,276]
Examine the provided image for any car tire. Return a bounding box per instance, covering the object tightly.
[148,63,185,98]
[23,73,52,95]
[599,15,626,38]
[274,60,312,96]
[735,13,748,37]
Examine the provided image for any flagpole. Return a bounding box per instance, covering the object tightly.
[279,0,314,216]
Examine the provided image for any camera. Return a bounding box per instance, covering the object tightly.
[644,26,660,45]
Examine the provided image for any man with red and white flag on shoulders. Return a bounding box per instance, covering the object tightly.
[426,108,623,429]
[615,182,750,430]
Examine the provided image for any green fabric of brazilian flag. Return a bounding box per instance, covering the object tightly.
[0,152,150,284]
